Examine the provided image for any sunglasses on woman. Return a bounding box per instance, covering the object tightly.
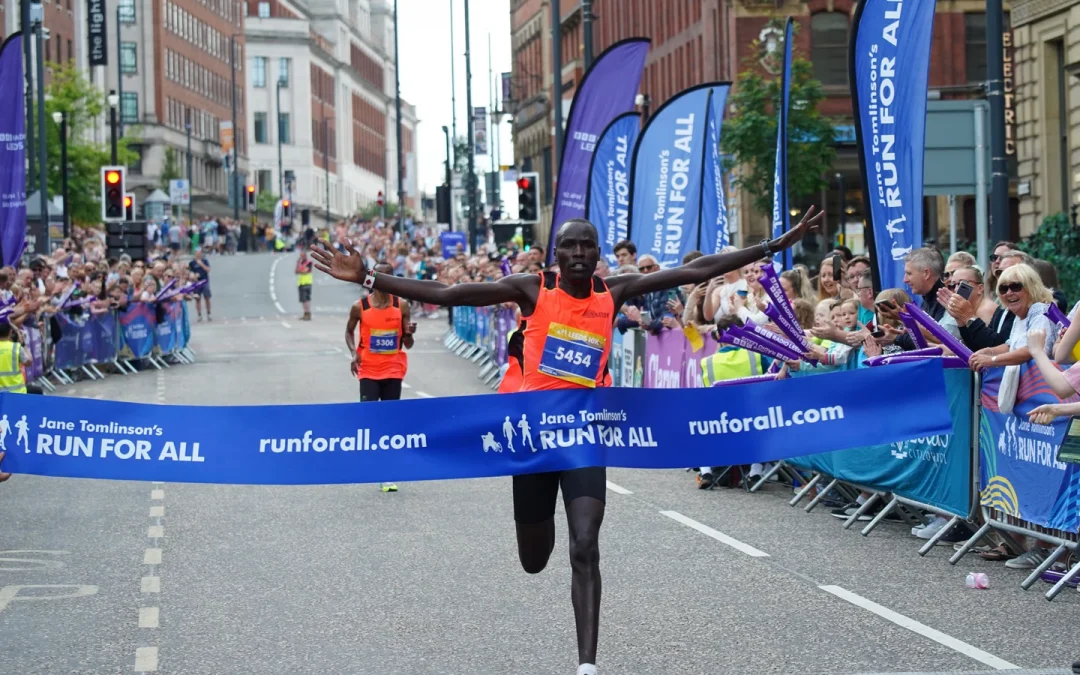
[998,282,1024,295]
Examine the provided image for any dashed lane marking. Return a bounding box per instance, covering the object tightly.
[150,490,164,501]
[270,256,287,314]
[143,549,162,565]
[149,506,164,518]
[281,320,292,329]
[147,525,163,539]
[606,481,633,495]
[414,391,434,398]
[138,607,160,628]
[134,647,158,672]
[140,576,160,594]
[660,510,771,558]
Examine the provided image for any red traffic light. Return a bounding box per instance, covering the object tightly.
[106,170,121,185]
[517,177,531,190]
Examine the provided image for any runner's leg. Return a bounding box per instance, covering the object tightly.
[512,473,560,573]
[359,379,381,402]
[561,467,606,667]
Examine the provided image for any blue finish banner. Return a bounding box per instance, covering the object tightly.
[586,112,641,267]
[699,86,731,254]
[629,84,720,268]
[548,38,650,265]
[851,0,934,291]
[0,34,26,267]
[770,18,794,270]
[790,368,974,517]
[2,360,951,485]
[979,364,1080,533]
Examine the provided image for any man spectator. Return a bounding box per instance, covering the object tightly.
[189,249,212,322]
[890,247,946,351]
[614,240,637,267]
[845,256,871,291]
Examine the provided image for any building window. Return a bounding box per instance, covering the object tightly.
[119,0,136,22]
[257,169,272,193]
[257,1,270,18]
[120,93,139,124]
[252,56,267,87]
[810,12,849,86]
[278,58,290,87]
[284,169,296,193]
[965,14,987,83]
[278,113,291,144]
[254,112,268,143]
[120,43,137,73]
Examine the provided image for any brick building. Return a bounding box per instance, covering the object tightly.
[510,0,1001,251]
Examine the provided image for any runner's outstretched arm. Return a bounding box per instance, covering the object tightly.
[310,241,535,309]
[608,207,824,301]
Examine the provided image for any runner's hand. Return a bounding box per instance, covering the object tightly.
[310,240,366,284]
[768,205,824,252]
[350,356,359,377]
[406,322,417,335]
[0,451,10,483]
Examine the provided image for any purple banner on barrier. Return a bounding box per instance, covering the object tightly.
[682,333,718,388]
[644,329,684,389]
[0,34,26,268]
[494,308,514,366]
[24,325,43,381]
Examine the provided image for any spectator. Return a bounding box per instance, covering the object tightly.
[845,256,872,289]
[816,256,848,301]
[968,263,1058,373]
[613,240,637,267]
[1031,258,1068,312]
[940,265,1013,351]
[188,249,212,322]
[988,240,1021,294]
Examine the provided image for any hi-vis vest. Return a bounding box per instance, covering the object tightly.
[0,341,27,394]
[701,347,763,388]
[296,259,313,286]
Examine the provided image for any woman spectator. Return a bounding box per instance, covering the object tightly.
[816,256,853,302]
[780,270,810,304]
[702,246,742,321]
[1031,258,1068,312]
[944,251,976,283]
[732,261,770,326]
[988,240,1021,296]
[968,263,1058,372]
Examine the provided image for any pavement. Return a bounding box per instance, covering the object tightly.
[1,251,1078,675]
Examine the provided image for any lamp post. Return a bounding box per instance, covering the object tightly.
[229,32,241,221]
[52,111,69,239]
[276,78,284,201]
[107,90,119,164]
[185,108,193,225]
[442,125,452,188]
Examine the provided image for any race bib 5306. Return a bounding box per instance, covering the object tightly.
[539,323,606,388]
[369,328,400,355]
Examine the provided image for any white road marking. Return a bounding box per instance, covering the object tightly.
[150,490,164,501]
[134,646,159,672]
[139,607,160,628]
[0,584,98,614]
[143,549,162,565]
[280,320,292,329]
[818,585,1019,670]
[147,525,164,539]
[659,510,770,558]
[149,506,164,518]
[155,372,166,405]
[140,576,160,593]
[413,391,435,398]
[274,300,286,314]
[270,256,287,314]
[402,382,412,389]
[606,481,633,495]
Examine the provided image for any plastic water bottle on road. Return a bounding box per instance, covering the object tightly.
[965,572,989,589]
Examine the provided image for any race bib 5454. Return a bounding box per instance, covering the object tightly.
[539,323,606,388]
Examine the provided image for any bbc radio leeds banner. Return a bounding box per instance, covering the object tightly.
[699,85,731,254]
[628,84,727,268]
[770,18,794,271]
[0,34,27,268]
[547,38,650,264]
[1,360,951,485]
[851,0,935,291]
[979,364,1080,532]
[586,112,641,267]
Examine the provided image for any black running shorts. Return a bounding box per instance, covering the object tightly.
[512,467,607,524]
[359,378,403,402]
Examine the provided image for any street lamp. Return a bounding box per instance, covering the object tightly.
[107,90,119,164]
[276,78,284,202]
[442,125,452,188]
[229,32,242,221]
[52,110,70,238]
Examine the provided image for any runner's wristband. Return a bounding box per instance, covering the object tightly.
[363,269,377,290]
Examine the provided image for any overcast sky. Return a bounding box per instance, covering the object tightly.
[397,0,514,196]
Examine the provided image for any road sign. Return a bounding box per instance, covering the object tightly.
[169,179,190,206]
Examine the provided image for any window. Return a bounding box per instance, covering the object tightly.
[257,169,273,193]
[120,43,137,73]
[278,113,291,144]
[284,170,296,193]
[119,0,136,22]
[252,56,266,87]
[254,112,268,143]
[258,1,270,18]
[810,12,849,86]
[278,58,290,87]
[120,93,139,124]
[965,14,987,82]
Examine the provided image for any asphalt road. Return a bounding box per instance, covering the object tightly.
[1,251,1077,675]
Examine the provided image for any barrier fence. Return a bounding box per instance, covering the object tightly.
[24,301,196,391]
[447,305,1080,601]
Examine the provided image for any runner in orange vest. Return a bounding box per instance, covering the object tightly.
[313,211,820,674]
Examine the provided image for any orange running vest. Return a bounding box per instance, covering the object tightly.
[357,296,408,380]
[519,272,614,392]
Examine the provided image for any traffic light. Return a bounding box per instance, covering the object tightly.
[124,193,136,221]
[246,184,257,212]
[517,172,539,223]
[101,166,126,222]
[282,198,292,219]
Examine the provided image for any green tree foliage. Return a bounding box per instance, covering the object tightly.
[453,137,471,175]
[43,62,139,225]
[160,148,182,190]
[720,21,837,218]
[1019,213,1080,302]
[256,191,279,214]
[358,200,409,220]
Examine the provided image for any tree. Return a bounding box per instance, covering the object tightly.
[43,62,140,225]
[160,148,182,190]
[256,191,279,214]
[720,20,837,218]
[358,200,410,221]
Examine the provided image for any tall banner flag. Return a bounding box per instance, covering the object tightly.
[699,85,732,253]
[586,112,641,267]
[850,0,935,292]
[770,18,794,270]
[628,83,727,268]
[0,34,26,268]
[547,38,650,265]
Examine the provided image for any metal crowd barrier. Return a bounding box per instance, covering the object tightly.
[27,301,197,389]
[446,307,1080,602]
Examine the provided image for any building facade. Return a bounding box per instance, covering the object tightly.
[244,0,419,229]
[1011,0,1079,236]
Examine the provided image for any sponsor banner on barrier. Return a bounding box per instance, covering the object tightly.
[611,330,624,387]
[3,360,952,485]
[645,328,683,389]
[790,368,974,517]
[979,364,1080,532]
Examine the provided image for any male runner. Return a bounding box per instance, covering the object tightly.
[312,209,820,674]
[345,261,417,493]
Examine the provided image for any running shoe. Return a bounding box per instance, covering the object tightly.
[380,482,398,493]
[1005,548,1048,569]
[830,503,872,521]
